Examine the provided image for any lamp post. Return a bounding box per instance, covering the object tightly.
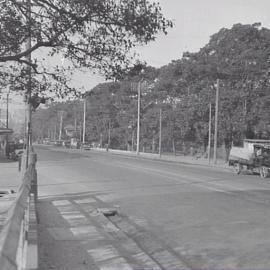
[131,128,135,151]
[136,69,145,155]
[25,0,32,168]
[208,103,212,164]
[159,108,162,157]
[6,90,9,129]
[213,78,220,164]
[107,120,111,151]
[82,97,86,144]
[58,111,64,141]
[136,80,141,155]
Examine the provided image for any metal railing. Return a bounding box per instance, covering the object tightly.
[0,152,38,270]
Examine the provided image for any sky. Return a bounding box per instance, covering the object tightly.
[74,0,270,90]
[138,0,270,66]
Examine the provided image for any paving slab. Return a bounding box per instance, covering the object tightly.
[38,193,190,270]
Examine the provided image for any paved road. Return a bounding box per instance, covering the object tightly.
[36,145,270,270]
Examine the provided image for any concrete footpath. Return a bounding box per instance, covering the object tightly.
[38,193,190,270]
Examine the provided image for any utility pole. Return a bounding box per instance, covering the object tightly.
[4,90,10,157]
[74,114,77,138]
[74,118,77,138]
[58,111,64,141]
[107,120,111,151]
[136,81,141,155]
[82,97,86,143]
[79,121,82,142]
[131,129,135,151]
[6,91,9,129]
[208,103,212,164]
[25,0,32,168]
[54,125,57,141]
[100,133,103,148]
[213,79,220,164]
[159,108,162,157]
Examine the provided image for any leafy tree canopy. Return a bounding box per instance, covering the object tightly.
[0,0,172,78]
[33,23,270,155]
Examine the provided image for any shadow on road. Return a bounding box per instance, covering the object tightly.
[37,190,191,270]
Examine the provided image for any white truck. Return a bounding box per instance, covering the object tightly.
[229,139,270,178]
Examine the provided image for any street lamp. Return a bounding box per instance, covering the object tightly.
[213,78,220,164]
[208,103,212,164]
[25,0,32,168]
[136,80,141,155]
[159,108,162,157]
[136,70,145,155]
[82,96,86,144]
[6,90,9,129]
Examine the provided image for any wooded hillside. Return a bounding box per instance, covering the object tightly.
[33,23,270,156]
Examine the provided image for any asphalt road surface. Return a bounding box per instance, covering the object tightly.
[36,145,270,270]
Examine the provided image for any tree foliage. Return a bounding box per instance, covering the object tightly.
[0,0,172,75]
[33,23,270,157]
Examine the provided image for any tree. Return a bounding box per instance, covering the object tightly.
[33,23,270,155]
[0,0,172,83]
[172,24,270,150]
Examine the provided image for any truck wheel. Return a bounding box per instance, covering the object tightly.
[234,163,242,174]
[260,167,269,179]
